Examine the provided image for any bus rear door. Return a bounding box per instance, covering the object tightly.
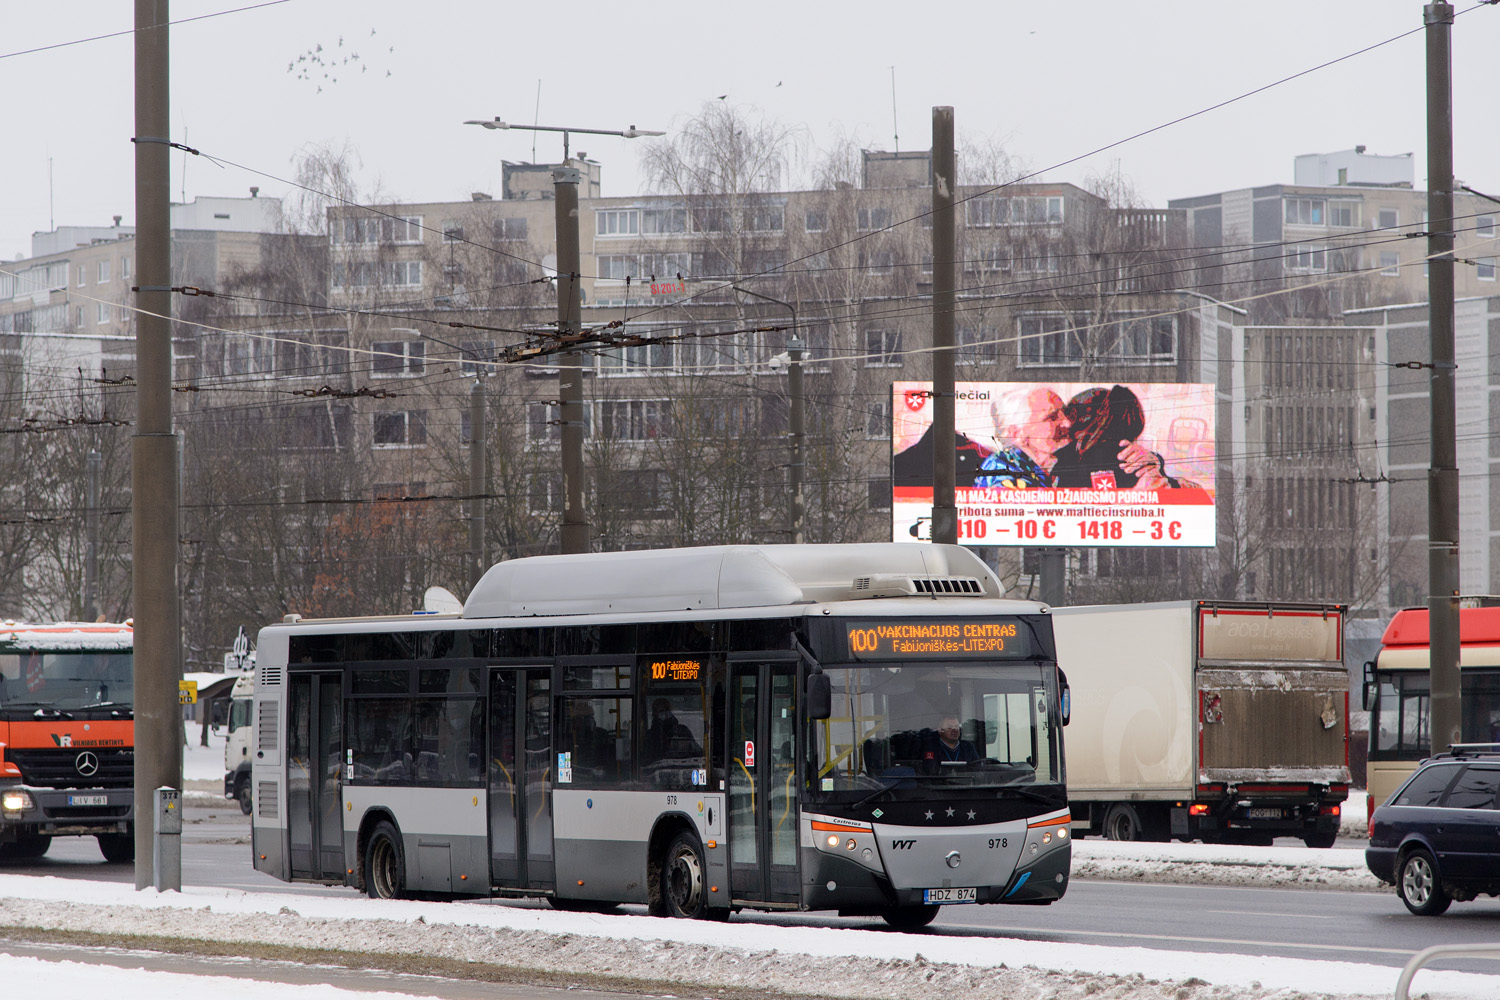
[288,671,344,881]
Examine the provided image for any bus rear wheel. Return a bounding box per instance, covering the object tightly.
[365,821,406,900]
[661,831,709,919]
[97,832,134,863]
[881,904,940,930]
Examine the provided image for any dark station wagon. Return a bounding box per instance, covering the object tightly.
[1366,744,1500,915]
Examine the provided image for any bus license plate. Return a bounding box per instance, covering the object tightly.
[68,794,108,807]
[1248,807,1282,819]
[923,887,977,904]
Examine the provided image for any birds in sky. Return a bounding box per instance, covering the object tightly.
[287,28,393,90]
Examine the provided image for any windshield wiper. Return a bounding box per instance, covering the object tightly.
[29,706,75,719]
[994,784,1058,805]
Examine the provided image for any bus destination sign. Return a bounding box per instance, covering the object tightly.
[650,659,702,682]
[844,620,1029,660]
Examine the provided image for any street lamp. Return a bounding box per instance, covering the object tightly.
[736,285,804,545]
[465,117,663,554]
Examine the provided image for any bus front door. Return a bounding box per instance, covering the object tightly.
[488,667,555,891]
[288,671,344,882]
[727,661,800,905]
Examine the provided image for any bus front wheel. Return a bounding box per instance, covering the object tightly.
[661,831,709,919]
[881,904,940,930]
[365,821,406,900]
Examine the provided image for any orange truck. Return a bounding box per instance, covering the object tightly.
[0,621,135,862]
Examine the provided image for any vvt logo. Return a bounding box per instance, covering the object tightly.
[890,839,916,850]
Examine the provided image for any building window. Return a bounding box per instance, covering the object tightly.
[1479,258,1497,282]
[1478,215,1497,238]
[120,257,130,279]
[1284,198,1325,226]
[596,209,639,237]
[857,207,892,232]
[333,260,423,288]
[597,254,641,281]
[1378,208,1399,231]
[1112,316,1175,362]
[868,478,891,510]
[97,260,110,283]
[371,339,426,377]
[76,306,85,327]
[96,302,110,324]
[743,205,785,233]
[641,207,688,234]
[965,195,1063,227]
[804,209,827,233]
[1019,315,1078,367]
[441,219,463,242]
[866,398,891,439]
[957,326,1000,365]
[493,217,528,241]
[859,249,895,274]
[373,410,427,447]
[335,214,423,244]
[864,329,903,367]
[442,263,464,285]
[527,401,593,443]
[617,469,670,512]
[1380,251,1401,276]
[599,399,672,441]
[1328,201,1359,228]
[76,266,86,288]
[1286,245,1328,273]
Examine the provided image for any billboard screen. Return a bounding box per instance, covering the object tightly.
[892,381,1216,548]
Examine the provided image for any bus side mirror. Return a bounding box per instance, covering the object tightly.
[1362,680,1376,712]
[1361,661,1375,711]
[806,672,831,721]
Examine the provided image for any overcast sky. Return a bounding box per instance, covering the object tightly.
[3,1,1499,262]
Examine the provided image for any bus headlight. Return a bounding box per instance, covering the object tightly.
[2,790,32,812]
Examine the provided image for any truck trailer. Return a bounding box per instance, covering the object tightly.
[1054,601,1348,847]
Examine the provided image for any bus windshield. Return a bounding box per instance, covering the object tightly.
[813,661,1061,793]
[0,651,135,712]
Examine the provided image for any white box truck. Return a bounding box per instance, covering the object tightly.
[1054,601,1349,847]
[223,673,254,814]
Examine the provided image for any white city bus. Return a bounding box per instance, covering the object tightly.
[249,544,1071,928]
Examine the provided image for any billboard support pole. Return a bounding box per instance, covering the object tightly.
[930,106,958,546]
[1039,549,1066,607]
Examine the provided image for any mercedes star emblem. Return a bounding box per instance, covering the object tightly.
[75,751,100,776]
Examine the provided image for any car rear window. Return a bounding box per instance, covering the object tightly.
[1396,762,1462,806]
[1443,765,1500,809]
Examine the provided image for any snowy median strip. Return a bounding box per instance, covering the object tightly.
[0,871,1494,1000]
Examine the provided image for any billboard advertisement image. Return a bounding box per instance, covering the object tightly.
[892,381,1216,547]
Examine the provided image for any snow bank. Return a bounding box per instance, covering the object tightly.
[0,873,1492,1000]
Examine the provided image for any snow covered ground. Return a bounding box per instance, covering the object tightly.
[1,739,1488,999]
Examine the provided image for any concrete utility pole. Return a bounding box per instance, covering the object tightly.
[132,0,182,891]
[83,449,100,622]
[468,379,486,589]
[930,107,958,546]
[736,285,803,543]
[1425,0,1461,755]
[553,168,589,554]
[463,119,661,555]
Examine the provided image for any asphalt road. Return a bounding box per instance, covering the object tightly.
[8,794,1500,980]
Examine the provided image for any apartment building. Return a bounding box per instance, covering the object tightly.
[1169,147,1497,323]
